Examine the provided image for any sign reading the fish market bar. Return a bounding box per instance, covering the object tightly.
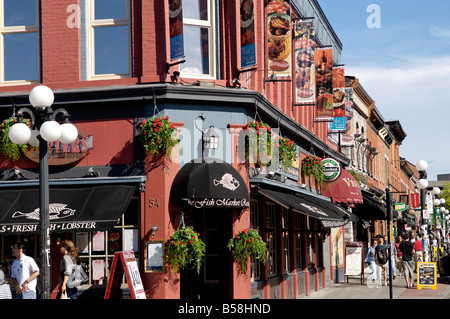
[322,157,341,182]
[23,132,93,166]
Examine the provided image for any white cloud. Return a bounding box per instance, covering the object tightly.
[430,25,450,39]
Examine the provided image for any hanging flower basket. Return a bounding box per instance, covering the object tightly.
[0,118,31,161]
[227,228,268,273]
[301,155,324,186]
[243,121,272,166]
[164,226,206,274]
[277,136,297,169]
[139,116,180,158]
[348,170,361,185]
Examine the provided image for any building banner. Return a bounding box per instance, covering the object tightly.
[332,66,345,118]
[240,0,256,68]
[267,0,291,77]
[294,20,315,104]
[328,87,355,146]
[169,0,184,61]
[315,48,333,120]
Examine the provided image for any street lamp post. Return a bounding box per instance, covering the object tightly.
[8,85,78,299]
[416,160,429,260]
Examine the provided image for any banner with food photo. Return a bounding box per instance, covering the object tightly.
[315,48,333,120]
[328,87,355,146]
[267,0,291,76]
[169,0,184,61]
[241,0,256,68]
[294,20,315,104]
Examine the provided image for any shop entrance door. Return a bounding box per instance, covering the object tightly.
[180,208,232,299]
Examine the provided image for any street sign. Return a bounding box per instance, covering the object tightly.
[394,203,407,212]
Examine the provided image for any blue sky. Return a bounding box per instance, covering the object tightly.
[319,0,450,180]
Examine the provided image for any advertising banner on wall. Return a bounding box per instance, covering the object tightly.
[294,20,316,104]
[240,0,256,68]
[169,0,184,61]
[315,48,333,120]
[267,0,291,76]
[328,87,355,146]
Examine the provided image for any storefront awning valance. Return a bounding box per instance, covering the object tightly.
[0,182,138,235]
[352,190,386,220]
[170,157,249,209]
[257,188,348,228]
[320,170,363,205]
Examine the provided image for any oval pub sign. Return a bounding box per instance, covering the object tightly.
[322,158,341,182]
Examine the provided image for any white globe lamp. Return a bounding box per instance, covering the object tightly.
[416,160,428,171]
[8,122,31,145]
[28,129,40,147]
[417,179,428,190]
[59,123,78,144]
[29,85,54,109]
[39,120,61,142]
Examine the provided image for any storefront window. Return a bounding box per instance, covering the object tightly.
[294,212,305,269]
[249,199,261,281]
[282,208,290,273]
[76,196,139,286]
[266,202,277,277]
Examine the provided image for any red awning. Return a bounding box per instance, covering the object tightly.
[321,170,363,205]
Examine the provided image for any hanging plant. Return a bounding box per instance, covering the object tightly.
[348,170,361,185]
[164,226,206,274]
[139,116,180,158]
[301,155,324,187]
[277,136,297,169]
[243,121,272,165]
[227,228,268,273]
[0,118,31,161]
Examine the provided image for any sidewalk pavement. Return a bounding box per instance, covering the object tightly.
[303,272,450,300]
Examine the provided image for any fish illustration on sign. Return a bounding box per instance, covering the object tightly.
[213,173,240,191]
[12,203,76,221]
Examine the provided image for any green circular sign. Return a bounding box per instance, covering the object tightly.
[322,158,341,182]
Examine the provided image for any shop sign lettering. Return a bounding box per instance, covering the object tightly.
[182,198,249,208]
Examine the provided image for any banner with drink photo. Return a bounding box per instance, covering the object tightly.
[294,20,315,104]
[315,48,333,120]
[240,0,256,68]
[266,0,291,77]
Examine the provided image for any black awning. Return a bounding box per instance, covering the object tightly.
[353,190,386,220]
[257,188,347,227]
[0,184,136,234]
[170,157,249,209]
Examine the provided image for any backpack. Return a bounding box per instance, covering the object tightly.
[376,246,387,264]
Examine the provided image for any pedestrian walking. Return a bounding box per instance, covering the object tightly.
[57,239,80,299]
[0,261,12,299]
[398,234,415,289]
[365,239,379,284]
[10,241,40,299]
[414,234,423,268]
[395,235,403,276]
[375,236,389,286]
[383,235,397,281]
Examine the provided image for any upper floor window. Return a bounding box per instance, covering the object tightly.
[180,0,216,78]
[85,0,131,80]
[0,0,39,84]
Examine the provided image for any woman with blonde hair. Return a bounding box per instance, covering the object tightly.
[57,240,79,299]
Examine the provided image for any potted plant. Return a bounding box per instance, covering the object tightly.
[139,116,180,158]
[0,118,31,161]
[301,155,324,187]
[227,228,268,273]
[243,121,272,166]
[164,226,206,274]
[277,136,297,169]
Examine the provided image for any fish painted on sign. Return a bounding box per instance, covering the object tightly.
[213,173,240,191]
[12,203,76,221]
